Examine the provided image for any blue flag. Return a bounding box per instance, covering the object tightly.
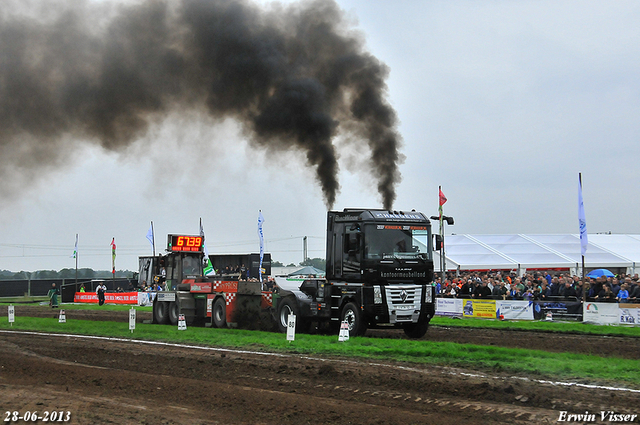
[258,211,265,282]
[146,222,154,249]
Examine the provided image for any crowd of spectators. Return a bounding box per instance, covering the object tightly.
[434,271,640,303]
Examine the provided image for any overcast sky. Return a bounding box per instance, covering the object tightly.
[1,0,639,273]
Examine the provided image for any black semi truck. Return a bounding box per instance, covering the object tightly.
[274,208,436,338]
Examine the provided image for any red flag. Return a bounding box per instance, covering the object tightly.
[110,238,116,275]
[439,188,447,206]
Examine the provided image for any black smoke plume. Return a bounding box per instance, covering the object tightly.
[0,0,402,209]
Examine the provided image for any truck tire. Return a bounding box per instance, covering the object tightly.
[154,301,169,324]
[403,317,430,339]
[340,302,366,337]
[212,297,227,328]
[169,301,179,326]
[277,297,298,333]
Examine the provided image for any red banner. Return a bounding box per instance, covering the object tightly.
[74,292,138,305]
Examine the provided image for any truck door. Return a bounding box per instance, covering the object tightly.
[342,224,362,281]
[332,224,343,278]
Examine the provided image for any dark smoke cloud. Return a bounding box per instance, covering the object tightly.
[0,0,402,209]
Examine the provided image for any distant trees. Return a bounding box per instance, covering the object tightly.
[59,268,96,279]
[300,257,326,271]
[271,258,326,270]
[0,269,135,280]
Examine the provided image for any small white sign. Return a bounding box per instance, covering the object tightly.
[286,314,296,341]
[8,305,14,325]
[59,309,66,323]
[157,292,176,302]
[178,314,187,331]
[129,308,136,332]
[338,320,350,342]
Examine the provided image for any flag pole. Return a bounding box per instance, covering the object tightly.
[151,221,156,257]
[111,237,116,284]
[75,233,78,287]
[579,173,588,301]
[439,186,445,284]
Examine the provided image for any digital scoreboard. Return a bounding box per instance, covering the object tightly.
[167,235,204,253]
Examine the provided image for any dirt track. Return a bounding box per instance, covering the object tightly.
[1,305,639,424]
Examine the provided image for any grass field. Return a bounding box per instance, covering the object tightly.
[1,304,639,388]
[432,316,640,337]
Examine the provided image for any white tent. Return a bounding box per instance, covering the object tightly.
[435,233,640,275]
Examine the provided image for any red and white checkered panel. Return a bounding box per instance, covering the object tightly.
[261,292,273,307]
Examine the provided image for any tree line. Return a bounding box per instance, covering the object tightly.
[0,268,135,280]
[0,257,326,280]
[271,258,326,270]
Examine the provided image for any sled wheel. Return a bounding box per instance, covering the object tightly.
[212,297,227,328]
[169,301,179,326]
[154,301,169,324]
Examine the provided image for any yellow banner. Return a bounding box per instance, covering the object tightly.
[462,299,496,319]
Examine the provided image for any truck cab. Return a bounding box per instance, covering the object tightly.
[326,209,434,284]
[274,209,435,338]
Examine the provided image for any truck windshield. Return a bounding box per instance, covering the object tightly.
[363,224,430,260]
[182,255,202,277]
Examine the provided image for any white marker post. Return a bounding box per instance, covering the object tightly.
[286,314,296,342]
[178,314,187,331]
[8,305,14,327]
[58,309,66,323]
[129,308,136,333]
[338,320,350,342]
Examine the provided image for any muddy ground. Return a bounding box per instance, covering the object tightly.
[1,305,639,424]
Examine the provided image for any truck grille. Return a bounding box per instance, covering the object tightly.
[386,286,421,305]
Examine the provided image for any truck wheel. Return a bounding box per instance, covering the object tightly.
[168,302,179,326]
[277,297,298,333]
[212,297,227,328]
[154,301,169,324]
[340,302,366,337]
[403,317,430,339]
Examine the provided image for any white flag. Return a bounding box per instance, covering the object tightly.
[199,219,215,276]
[578,175,588,256]
[71,234,78,259]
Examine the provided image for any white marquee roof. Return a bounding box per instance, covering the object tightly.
[434,234,640,273]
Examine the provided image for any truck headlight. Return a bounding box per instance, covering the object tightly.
[317,283,325,299]
[425,285,432,303]
[373,286,382,304]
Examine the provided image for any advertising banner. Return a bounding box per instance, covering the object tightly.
[137,292,156,306]
[462,299,496,319]
[435,298,463,317]
[583,302,619,325]
[496,300,534,320]
[533,301,583,321]
[74,292,139,305]
[618,307,639,325]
